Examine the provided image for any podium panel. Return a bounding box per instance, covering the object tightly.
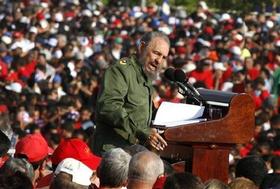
[158,90,255,182]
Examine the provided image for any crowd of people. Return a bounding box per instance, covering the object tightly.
[0,0,280,188]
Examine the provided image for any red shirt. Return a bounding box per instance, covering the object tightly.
[247,68,260,80]
[260,90,270,102]
[189,70,213,89]
[35,173,53,189]
[0,60,8,80]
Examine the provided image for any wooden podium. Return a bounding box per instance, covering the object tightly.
[159,89,255,182]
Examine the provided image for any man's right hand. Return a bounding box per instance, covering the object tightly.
[148,128,167,151]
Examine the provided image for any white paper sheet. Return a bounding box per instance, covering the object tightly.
[153,102,205,127]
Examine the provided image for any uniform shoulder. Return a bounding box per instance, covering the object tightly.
[117,57,134,66]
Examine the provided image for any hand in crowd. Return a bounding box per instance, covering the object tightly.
[148,128,167,151]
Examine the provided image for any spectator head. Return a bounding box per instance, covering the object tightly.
[0,130,11,158]
[60,119,74,139]
[0,172,33,189]
[0,157,34,181]
[163,172,204,189]
[51,158,93,189]
[138,31,170,80]
[229,177,258,189]
[128,151,164,189]
[235,156,267,186]
[15,133,49,164]
[51,138,101,171]
[204,179,229,189]
[270,114,280,130]
[15,133,49,182]
[271,156,280,173]
[98,148,131,188]
[124,144,148,156]
[260,173,280,189]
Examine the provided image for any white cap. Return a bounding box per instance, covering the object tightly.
[40,20,49,29]
[20,16,30,24]
[53,50,63,59]
[93,10,100,16]
[221,81,233,92]
[2,35,12,45]
[48,38,58,47]
[231,46,241,55]
[5,82,22,93]
[197,12,207,20]
[82,9,92,17]
[234,34,243,41]
[99,17,108,24]
[159,26,172,35]
[55,12,64,22]
[182,63,196,73]
[197,38,211,47]
[220,13,231,22]
[266,20,274,28]
[55,158,93,186]
[29,26,38,34]
[276,40,280,47]
[199,1,208,10]
[40,2,49,8]
[213,62,226,71]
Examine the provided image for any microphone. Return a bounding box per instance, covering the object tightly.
[174,69,203,102]
[164,68,202,105]
[164,67,175,82]
[164,68,190,97]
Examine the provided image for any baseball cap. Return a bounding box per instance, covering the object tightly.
[15,133,49,163]
[0,105,8,113]
[51,138,101,170]
[55,158,93,186]
[213,62,226,71]
[5,82,22,93]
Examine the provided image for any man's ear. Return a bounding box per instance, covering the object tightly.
[138,41,146,53]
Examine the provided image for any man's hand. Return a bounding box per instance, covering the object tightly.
[148,128,167,151]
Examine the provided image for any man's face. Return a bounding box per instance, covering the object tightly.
[140,37,169,79]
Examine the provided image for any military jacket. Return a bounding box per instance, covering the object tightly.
[93,55,153,155]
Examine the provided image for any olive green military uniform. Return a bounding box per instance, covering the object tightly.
[93,55,153,156]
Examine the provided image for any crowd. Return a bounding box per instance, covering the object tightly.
[0,0,280,188]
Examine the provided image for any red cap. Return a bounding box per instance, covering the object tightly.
[51,138,101,170]
[153,176,167,189]
[203,26,214,36]
[15,133,49,163]
[176,46,187,55]
[0,105,7,113]
[13,32,23,38]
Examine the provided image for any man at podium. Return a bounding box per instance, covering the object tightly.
[92,32,169,156]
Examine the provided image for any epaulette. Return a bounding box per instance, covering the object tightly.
[118,57,130,66]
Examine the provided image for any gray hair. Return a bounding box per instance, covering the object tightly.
[128,151,164,183]
[140,31,170,47]
[98,148,131,188]
[204,179,229,189]
[0,158,34,181]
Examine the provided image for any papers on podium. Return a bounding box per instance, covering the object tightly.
[153,102,206,128]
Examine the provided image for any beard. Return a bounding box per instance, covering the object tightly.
[139,51,159,80]
[143,66,158,80]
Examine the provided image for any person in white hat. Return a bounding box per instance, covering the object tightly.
[213,62,226,90]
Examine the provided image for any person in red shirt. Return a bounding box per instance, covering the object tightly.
[254,77,270,103]
[189,58,214,89]
[244,57,260,81]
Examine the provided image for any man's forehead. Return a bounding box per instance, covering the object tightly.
[148,37,170,54]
